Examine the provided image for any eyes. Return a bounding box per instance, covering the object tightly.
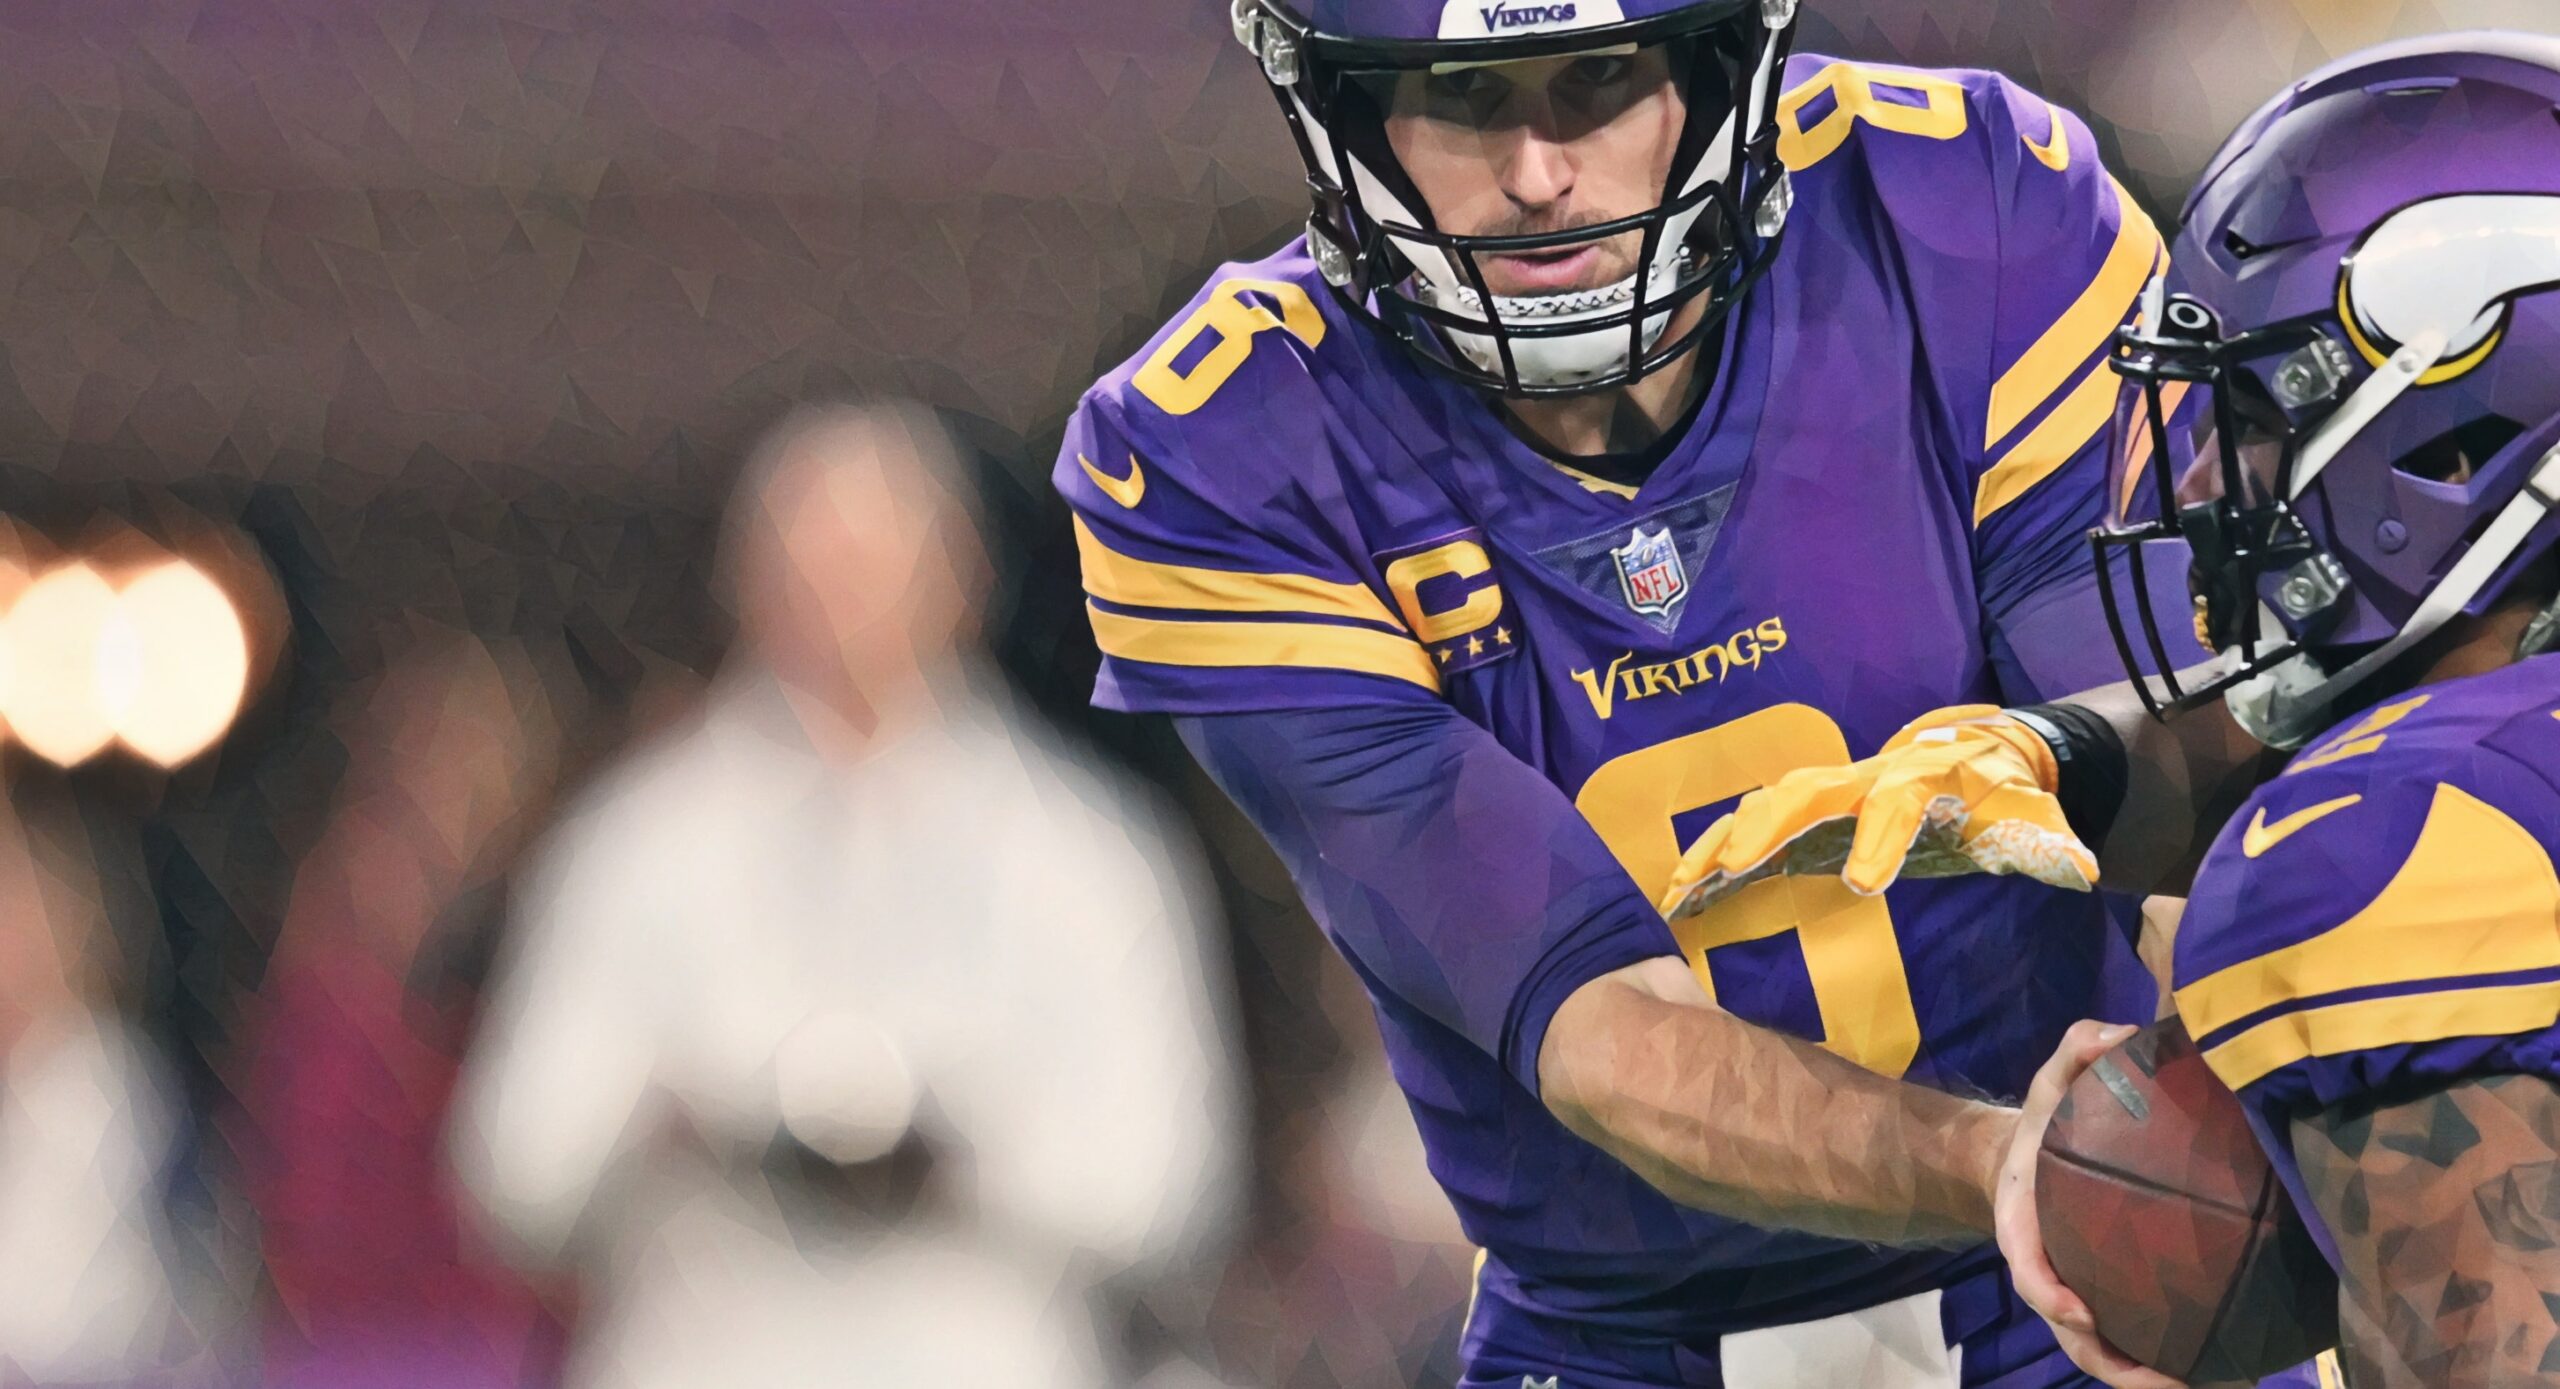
[1413,54,1648,130]
[1563,54,1637,91]
[1419,69,1502,124]
[2176,415,2290,510]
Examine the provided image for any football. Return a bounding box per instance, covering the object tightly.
[2036,1018,2340,1382]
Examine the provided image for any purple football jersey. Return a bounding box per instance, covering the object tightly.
[2175,655,2560,1270]
[1060,54,2174,1358]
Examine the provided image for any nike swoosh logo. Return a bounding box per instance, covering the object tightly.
[2242,793,2363,858]
[1077,451,1145,509]
[2024,101,2071,172]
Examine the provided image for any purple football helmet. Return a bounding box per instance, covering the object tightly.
[2098,32,2560,747]
[1229,0,1800,397]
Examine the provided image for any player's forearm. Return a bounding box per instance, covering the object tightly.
[1540,957,2008,1247]
[2295,1075,2560,1388]
[2037,675,2273,897]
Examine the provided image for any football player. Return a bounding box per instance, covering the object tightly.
[1672,32,2560,1388]
[1053,1,2256,1384]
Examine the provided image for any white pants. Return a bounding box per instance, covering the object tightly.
[1717,1288,1961,1389]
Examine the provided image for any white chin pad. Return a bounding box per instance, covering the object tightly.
[1425,199,1709,386]
[1402,104,1731,388]
[1351,27,1763,389]
[1440,272,1679,384]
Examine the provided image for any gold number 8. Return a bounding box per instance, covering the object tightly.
[1575,704,1924,1078]
[1776,62,1971,171]
[1134,277,1327,416]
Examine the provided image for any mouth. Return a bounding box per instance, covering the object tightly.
[1480,243,1603,294]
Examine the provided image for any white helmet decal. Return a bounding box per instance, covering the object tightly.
[2342,193,2560,372]
[1436,0,1627,41]
[2231,193,2560,745]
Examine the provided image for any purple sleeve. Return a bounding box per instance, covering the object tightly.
[1830,66,2171,702]
[1177,703,1680,1094]
[2175,745,2560,1127]
[1056,390,1445,716]
[1959,78,2175,702]
[1979,493,2194,702]
[2168,719,2560,1269]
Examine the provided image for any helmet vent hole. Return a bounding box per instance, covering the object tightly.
[2223,230,2267,262]
[2393,416,2525,487]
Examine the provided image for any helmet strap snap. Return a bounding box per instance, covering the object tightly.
[2517,593,2560,660]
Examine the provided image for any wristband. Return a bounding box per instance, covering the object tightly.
[2004,702,2128,849]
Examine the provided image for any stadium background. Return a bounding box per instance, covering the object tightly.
[0,1,2553,1385]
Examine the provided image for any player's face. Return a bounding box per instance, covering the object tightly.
[2164,378,2299,654]
[2171,381,2290,514]
[1379,47,1686,300]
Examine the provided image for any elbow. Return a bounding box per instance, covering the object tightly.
[1535,955,1702,1146]
[1536,975,1617,1142]
[1532,962,1766,1224]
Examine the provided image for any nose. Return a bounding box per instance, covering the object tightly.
[1495,106,1576,212]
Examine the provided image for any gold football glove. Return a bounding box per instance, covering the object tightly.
[1660,705,2098,921]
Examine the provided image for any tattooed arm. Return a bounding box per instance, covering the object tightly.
[2292,1073,2560,1388]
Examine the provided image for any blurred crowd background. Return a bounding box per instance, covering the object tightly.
[0,1,2553,1386]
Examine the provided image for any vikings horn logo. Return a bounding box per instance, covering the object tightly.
[2338,192,2560,387]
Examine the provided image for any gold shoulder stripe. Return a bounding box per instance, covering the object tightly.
[2200,979,2560,1095]
[2179,782,2560,1089]
[2112,247,2184,514]
[1086,603,1441,692]
[1974,356,2116,526]
[2117,378,2193,518]
[1073,516,1403,628]
[1986,177,2161,449]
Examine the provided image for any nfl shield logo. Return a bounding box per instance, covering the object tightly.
[1610,525,1687,620]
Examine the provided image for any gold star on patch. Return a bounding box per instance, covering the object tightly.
[1437,647,1455,665]
[1494,626,1513,646]
[1466,635,1485,657]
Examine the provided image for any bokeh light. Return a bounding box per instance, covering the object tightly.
[2,564,119,767]
[0,554,252,770]
[105,561,249,768]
